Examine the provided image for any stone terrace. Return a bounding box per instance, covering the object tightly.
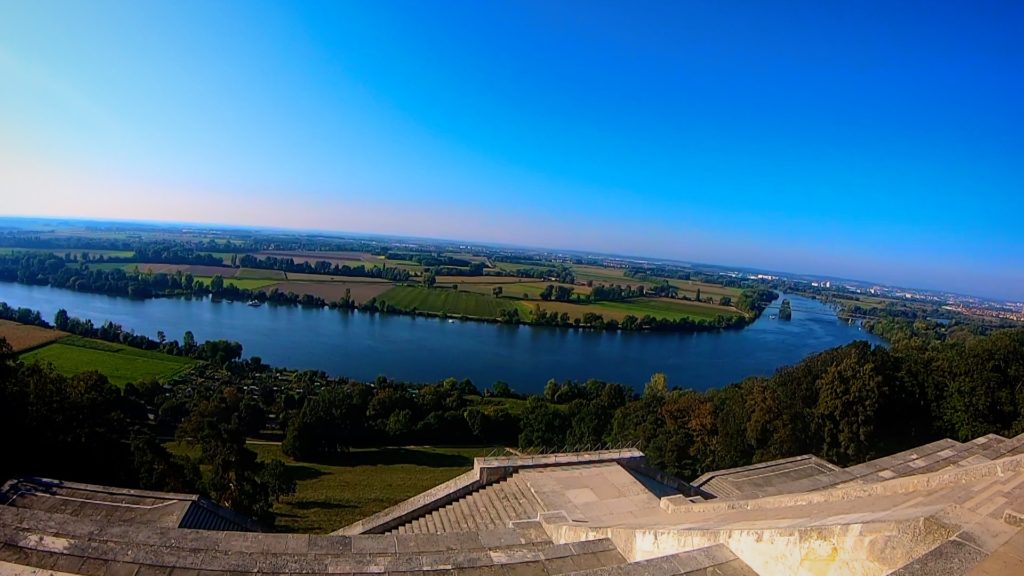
[1,435,1023,575]
[0,477,262,531]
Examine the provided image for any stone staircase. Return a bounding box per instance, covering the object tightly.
[641,451,1024,575]
[2,439,1022,575]
[840,432,1024,485]
[564,544,759,576]
[838,438,962,482]
[976,431,1024,461]
[692,433,1024,502]
[691,454,842,499]
[391,471,541,534]
[0,504,631,575]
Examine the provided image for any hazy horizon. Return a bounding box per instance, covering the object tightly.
[2,214,1015,303]
[2,2,1022,300]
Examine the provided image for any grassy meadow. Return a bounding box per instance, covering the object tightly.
[379,285,527,318]
[193,276,280,290]
[0,247,135,258]
[20,335,194,387]
[234,267,287,280]
[167,442,491,533]
[592,297,741,321]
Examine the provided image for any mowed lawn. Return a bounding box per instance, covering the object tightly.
[379,286,526,318]
[20,336,194,387]
[168,442,491,533]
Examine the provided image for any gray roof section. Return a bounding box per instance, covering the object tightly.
[0,477,262,532]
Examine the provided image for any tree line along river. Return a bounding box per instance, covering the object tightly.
[0,282,883,393]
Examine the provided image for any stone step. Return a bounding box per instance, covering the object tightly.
[701,456,844,500]
[430,505,448,532]
[452,497,471,531]
[447,501,466,531]
[887,539,986,575]
[902,435,1005,476]
[663,452,1024,520]
[482,479,513,526]
[467,488,499,530]
[978,432,1024,460]
[3,503,556,555]
[514,475,540,517]
[495,480,526,518]
[424,509,438,533]
[380,469,564,534]
[0,518,614,576]
[456,498,478,530]
[841,438,962,483]
[702,478,742,498]
[563,544,757,576]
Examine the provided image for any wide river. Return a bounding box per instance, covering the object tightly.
[0,282,883,393]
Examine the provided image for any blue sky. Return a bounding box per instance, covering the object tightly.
[1,1,1021,299]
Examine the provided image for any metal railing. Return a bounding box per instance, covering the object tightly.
[483,440,643,459]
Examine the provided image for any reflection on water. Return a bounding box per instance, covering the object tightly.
[0,282,883,393]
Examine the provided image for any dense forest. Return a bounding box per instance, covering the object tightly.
[2,299,1023,523]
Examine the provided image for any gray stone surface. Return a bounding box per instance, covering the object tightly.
[2,436,1024,575]
[887,539,988,575]
[0,478,260,532]
[692,455,843,500]
[337,449,645,536]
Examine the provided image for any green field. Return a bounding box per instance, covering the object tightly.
[193,276,278,290]
[466,395,531,416]
[492,261,555,273]
[234,267,287,280]
[201,251,246,264]
[593,297,741,321]
[83,262,133,271]
[455,280,559,300]
[524,297,735,322]
[664,280,742,302]
[379,286,527,318]
[410,279,737,323]
[833,295,893,311]
[20,336,194,387]
[570,264,632,284]
[168,442,491,533]
[0,247,134,258]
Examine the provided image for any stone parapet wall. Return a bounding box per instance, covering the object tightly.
[335,449,646,535]
[661,452,1024,515]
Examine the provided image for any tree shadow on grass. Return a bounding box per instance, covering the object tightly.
[284,464,326,482]
[286,500,357,511]
[303,447,474,468]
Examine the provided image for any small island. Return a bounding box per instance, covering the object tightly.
[779,299,793,321]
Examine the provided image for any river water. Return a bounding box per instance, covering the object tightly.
[0,282,883,393]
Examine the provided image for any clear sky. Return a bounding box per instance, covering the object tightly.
[1,1,1021,299]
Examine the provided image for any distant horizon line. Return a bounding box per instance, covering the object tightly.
[0,214,1015,304]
